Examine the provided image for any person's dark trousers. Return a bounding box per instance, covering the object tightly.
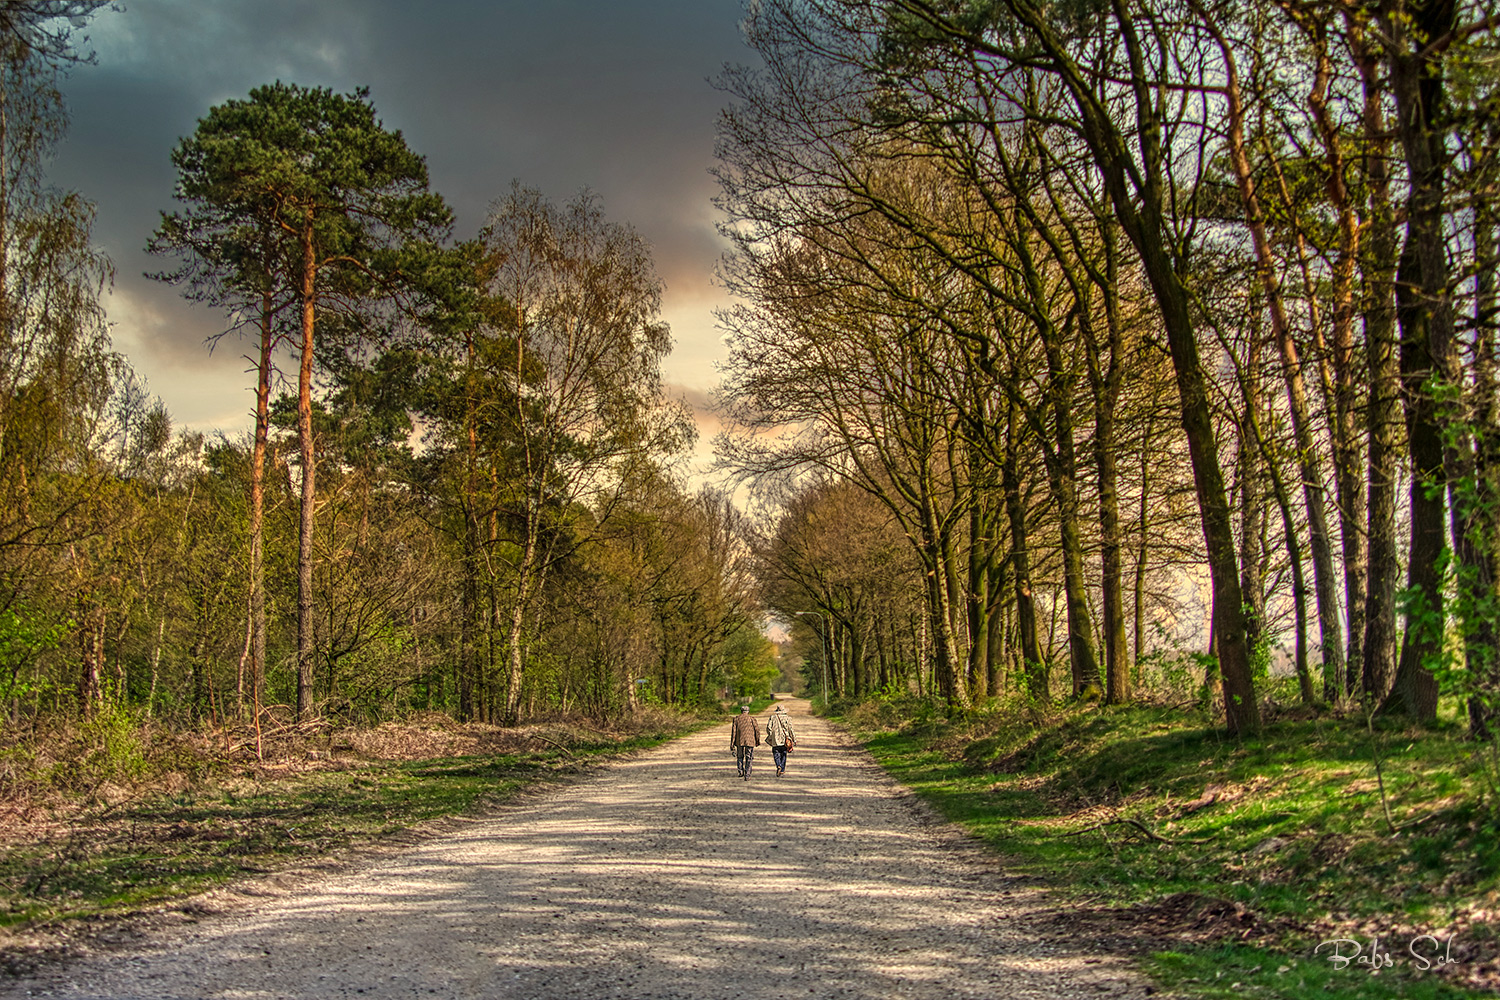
[772,745,788,771]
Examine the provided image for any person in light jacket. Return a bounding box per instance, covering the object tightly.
[765,703,795,776]
[729,705,760,780]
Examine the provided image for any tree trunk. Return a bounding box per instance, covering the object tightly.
[1380,0,1479,723]
[874,612,891,692]
[78,603,104,714]
[1093,368,1128,704]
[1056,488,1101,698]
[1349,17,1402,703]
[848,623,866,699]
[1238,298,1267,663]
[1038,331,1101,698]
[148,615,163,718]
[249,284,273,728]
[485,509,499,722]
[922,535,969,709]
[966,498,990,701]
[1237,432,1265,661]
[998,0,1259,734]
[1082,250,1130,704]
[294,210,317,722]
[1399,2,1492,735]
[459,536,477,721]
[1134,409,1157,666]
[1304,23,1368,697]
[502,529,536,725]
[1004,401,1046,703]
[1215,30,1345,703]
[1237,296,1308,702]
[234,589,252,715]
[1270,451,1315,706]
[986,557,1007,700]
[1471,202,1500,738]
[456,330,481,721]
[1381,243,1442,721]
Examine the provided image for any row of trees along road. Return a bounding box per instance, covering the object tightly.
[716,0,1500,736]
[1,3,768,733]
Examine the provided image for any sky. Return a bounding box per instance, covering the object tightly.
[49,0,752,468]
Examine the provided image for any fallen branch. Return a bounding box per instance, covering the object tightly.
[1063,816,1215,846]
[1175,783,1244,818]
[1392,802,1462,834]
[526,733,577,758]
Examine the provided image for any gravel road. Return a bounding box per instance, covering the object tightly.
[5,699,1145,999]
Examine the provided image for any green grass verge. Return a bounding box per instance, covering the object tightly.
[1144,943,1475,1000]
[0,726,692,930]
[838,698,1499,1000]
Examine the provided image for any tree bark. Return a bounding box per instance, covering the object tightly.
[457,329,480,722]
[1348,15,1402,702]
[921,510,970,709]
[294,208,317,722]
[1238,298,1267,663]
[986,558,1006,699]
[1303,20,1367,697]
[502,530,536,725]
[1084,282,1129,704]
[994,0,1260,732]
[78,602,104,714]
[1004,400,1047,703]
[1471,201,1500,738]
[1134,409,1157,666]
[249,283,273,728]
[1213,21,1345,702]
[1381,243,1442,721]
[1379,0,1468,723]
[966,496,990,701]
[1269,445,1316,706]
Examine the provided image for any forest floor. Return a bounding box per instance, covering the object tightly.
[0,697,1147,999]
[836,696,1500,1000]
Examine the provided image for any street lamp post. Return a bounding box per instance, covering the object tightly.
[793,610,832,706]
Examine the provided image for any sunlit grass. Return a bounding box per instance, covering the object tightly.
[0,726,694,929]
[839,698,1500,1000]
[1145,944,1475,1000]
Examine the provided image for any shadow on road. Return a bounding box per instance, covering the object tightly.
[15,702,1137,1000]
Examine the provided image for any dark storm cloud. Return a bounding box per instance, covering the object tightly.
[49,0,750,430]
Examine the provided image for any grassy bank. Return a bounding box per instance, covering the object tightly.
[0,710,704,936]
[835,697,1499,999]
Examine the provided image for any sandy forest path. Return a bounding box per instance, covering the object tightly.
[6,698,1144,999]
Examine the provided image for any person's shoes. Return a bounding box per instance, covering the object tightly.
[776,768,783,776]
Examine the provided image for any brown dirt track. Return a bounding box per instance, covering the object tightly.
[2,698,1144,999]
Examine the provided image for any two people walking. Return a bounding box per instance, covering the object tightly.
[729,702,796,779]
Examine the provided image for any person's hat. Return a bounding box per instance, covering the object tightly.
[773,704,785,711]
[741,705,750,713]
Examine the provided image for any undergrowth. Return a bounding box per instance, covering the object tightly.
[0,708,704,933]
[835,694,1499,1000]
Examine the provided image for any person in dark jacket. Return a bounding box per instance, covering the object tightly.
[729,705,760,779]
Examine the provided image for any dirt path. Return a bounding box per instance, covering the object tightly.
[5,699,1145,999]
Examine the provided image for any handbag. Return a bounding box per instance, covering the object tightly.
[785,735,795,751]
